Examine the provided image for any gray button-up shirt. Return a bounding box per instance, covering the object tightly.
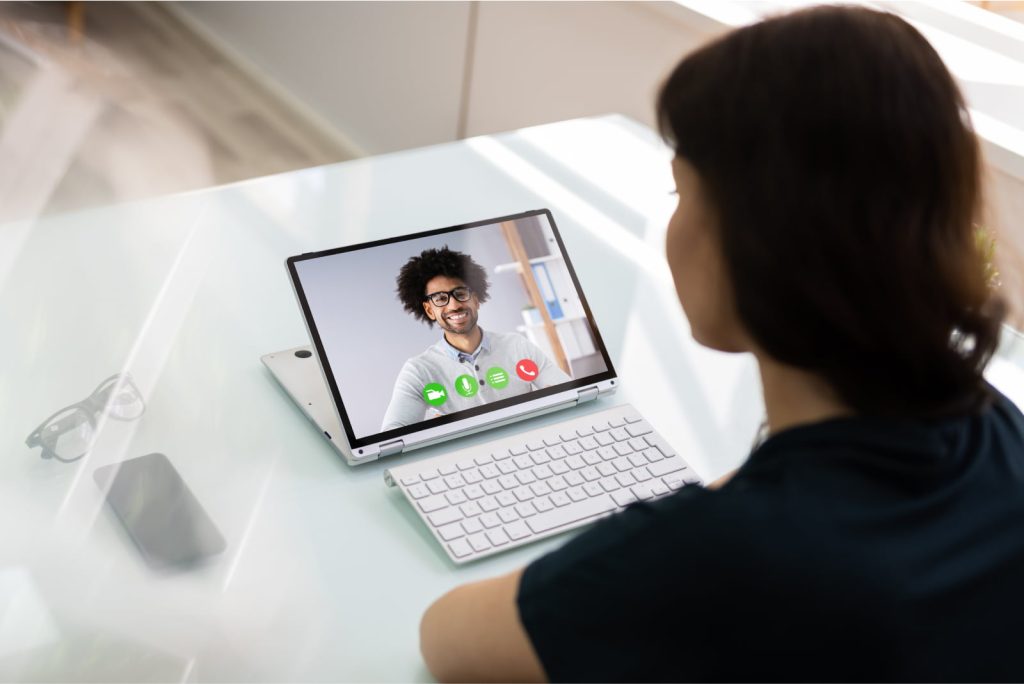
[381,329,571,431]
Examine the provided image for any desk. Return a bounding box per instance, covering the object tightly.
[1,115,1022,681]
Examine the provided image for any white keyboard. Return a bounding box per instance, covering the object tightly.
[384,404,701,563]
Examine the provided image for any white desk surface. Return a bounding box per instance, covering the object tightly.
[1,114,1022,681]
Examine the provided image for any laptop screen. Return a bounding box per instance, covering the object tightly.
[288,209,615,449]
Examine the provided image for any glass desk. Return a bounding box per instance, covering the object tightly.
[1,114,1021,681]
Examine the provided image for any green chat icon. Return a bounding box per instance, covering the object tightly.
[486,366,510,389]
[423,382,448,406]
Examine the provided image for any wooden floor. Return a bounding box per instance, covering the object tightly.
[0,2,355,223]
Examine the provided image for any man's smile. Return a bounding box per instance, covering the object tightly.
[445,311,470,323]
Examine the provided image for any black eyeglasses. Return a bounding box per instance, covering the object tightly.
[25,373,145,463]
[423,286,473,307]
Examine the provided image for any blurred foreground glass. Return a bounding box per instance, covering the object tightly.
[25,374,145,462]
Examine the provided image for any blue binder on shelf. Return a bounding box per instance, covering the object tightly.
[532,263,563,320]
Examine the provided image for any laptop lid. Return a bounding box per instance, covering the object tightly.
[286,209,617,462]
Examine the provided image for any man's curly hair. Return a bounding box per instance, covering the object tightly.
[396,246,491,326]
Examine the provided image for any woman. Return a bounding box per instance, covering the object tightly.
[420,6,1024,681]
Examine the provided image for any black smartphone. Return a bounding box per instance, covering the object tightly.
[93,453,226,569]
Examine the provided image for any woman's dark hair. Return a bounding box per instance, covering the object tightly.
[657,5,1004,417]
[396,246,491,326]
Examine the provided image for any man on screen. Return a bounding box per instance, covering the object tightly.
[381,246,570,431]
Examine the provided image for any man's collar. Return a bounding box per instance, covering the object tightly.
[439,328,489,362]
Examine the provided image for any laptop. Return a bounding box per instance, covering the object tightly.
[262,208,618,466]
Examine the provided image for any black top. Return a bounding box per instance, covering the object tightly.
[517,390,1024,682]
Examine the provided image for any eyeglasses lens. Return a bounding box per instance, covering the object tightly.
[40,407,93,461]
[96,377,145,420]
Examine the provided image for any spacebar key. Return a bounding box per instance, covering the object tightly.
[526,496,616,534]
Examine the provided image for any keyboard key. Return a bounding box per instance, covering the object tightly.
[497,461,517,475]
[487,528,511,546]
[400,475,420,486]
[612,457,632,473]
[444,474,466,489]
[479,464,501,479]
[548,475,568,491]
[462,517,484,534]
[643,448,664,463]
[496,491,517,507]
[534,496,554,512]
[550,461,570,475]
[683,472,702,485]
[531,481,552,497]
[581,467,601,482]
[576,426,594,437]
[526,440,545,451]
[582,452,602,466]
[464,484,485,500]
[468,533,491,552]
[632,483,655,500]
[479,496,499,512]
[513,455,533,470]
[567,486,587,502]
[498,508,519,523]
[649,458,685,478]
[613,442,633,457]
[456,459,475,471]
[474,454,494,466]
[508,445,528,456]
[608,416,626,428]
[597,446,617,461]
[610,427,630,442]
[559,431,578,442]
[626,422,653,437]
[593,421,612,432]
[498,475,518,490]
[628,453,649,468]
[530,451,551,465]
[461,502,482,517]
[505,521,531,540]
[625,414,643,424]
[566,455,586,470]
[664,475,685,490]
[650,482,669,497]
[597,462,616,477]
[550,492,571,507]
[513,487,534,502]
[407,484,429,499]
[439,464,457,476]
[448,538,472,558]
[615,472,637,487]
[480,512,502,528]
[633,468,653,482]
[583,482,604,497]
[515,470,537,485]
[563,441,583,455]
[564,471,585,487]
[445,490,467,505]
[427,480,447,495]
[579,436,599,450]
[533,464,553,480]
[429,508,462,527]
[526,495,616,533]
[543,436,561,447]
[482,480,502,495]
[515,502,537,518]
[600,478,620,493]
[612,490,638,507]
[596,432,615,446]
[463,470,483,484]
[439,522,465,541]
[418,495,448,513]
[419,469,439,481]
[546,445,567,459]
[628,437,648,452]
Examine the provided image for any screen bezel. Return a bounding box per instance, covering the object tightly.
[286,209,617,450]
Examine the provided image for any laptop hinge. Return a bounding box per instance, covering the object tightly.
[576,387,600,404]
[378,439,405,457]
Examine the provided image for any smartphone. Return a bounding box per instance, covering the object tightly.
[93,453,226,569]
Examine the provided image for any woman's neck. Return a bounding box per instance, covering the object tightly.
[756,354,853,435]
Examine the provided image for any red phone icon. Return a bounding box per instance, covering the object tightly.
[516,358,539,381]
